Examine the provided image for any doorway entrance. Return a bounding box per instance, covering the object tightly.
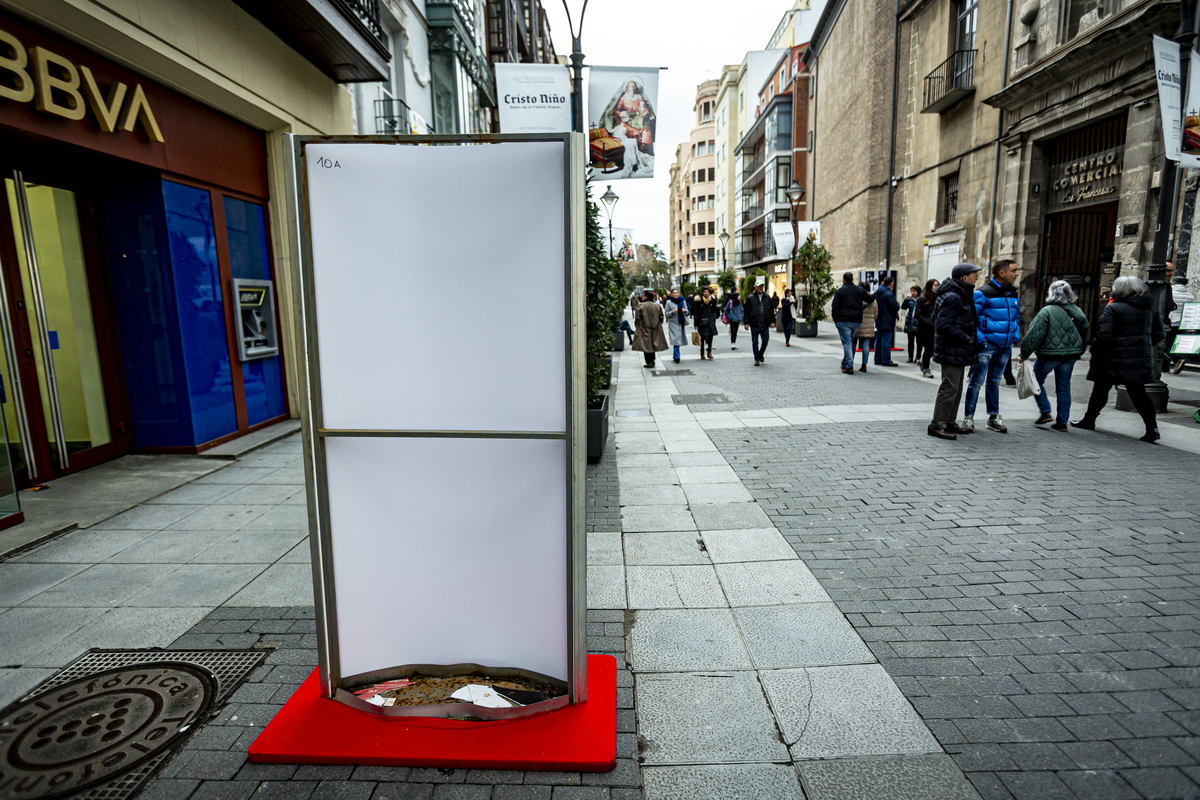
[0,169,127,485]
[1040,201,1118,327]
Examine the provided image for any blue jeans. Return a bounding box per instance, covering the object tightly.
[1033,358,1075,425]
[750,326,770,361]
[835,322,860,368]
[964,344,1013,417]
[673,345,681,360]
[784,319,795,343]
[860,336,872,366]
[874,329,895,364]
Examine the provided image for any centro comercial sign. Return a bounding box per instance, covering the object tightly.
[0,27,164,142]
[1047,145,1123,212]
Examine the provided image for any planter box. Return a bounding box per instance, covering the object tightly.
[587,393,609,464]
[795,322,818,338]
[612,331,625,351]
[601,356,612,390]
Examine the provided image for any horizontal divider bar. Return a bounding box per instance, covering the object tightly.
[318,429,567,440]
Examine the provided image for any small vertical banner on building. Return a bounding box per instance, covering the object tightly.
[588,67,659,180]
[1152,36,1200,168]
[610,227,637,261]
[770,220,795,259]
[494,64,572,133]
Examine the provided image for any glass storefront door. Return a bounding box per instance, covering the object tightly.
[0,171,124,482]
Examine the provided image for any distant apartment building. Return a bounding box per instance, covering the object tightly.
[668,80,719,287]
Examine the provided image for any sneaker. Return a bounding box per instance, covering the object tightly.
[960,416,975,433]
[1070,419,1095,430]
[987,415,1008,433]
[1034,413,1053,425]
[731,345,737,350]
[1140,428,1161,443]
[1050,423,1068,432]
[947,421,974,435]
[922,368,934,378]
[754,360,761,366]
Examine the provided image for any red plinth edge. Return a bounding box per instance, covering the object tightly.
[247,654,616,772]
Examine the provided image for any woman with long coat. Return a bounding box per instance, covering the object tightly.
[780,289,798,346]
[664,289,689,363]
[1071,276,1164,442]
[915,279,938,378]
[692,286,721,360]
[856,294,878,372]
[633,290,669,369]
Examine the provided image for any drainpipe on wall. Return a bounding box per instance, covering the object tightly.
[884,0,901,272]
[986,0,1017,263]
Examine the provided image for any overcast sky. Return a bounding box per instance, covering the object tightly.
[538,0,796,255]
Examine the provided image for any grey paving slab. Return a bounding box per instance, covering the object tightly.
[193,467,280,485]
[125,564,267,607]
[240,505,309,531]
[165,504,271,531]
[215,484,304,506]
[587,565,626,609]
[666,451,728,467]
[642,764,806,800]
[107,529,235,564]
[16,563,161,607]
[618,484,686,506]
[700,529,798,563]
[24,607,211,667]
[0,667,56,708]
[190,530,308,564]
[629,609,750,671]
[587,532,623,566]
[680,483,754,505]
[690,503,774,531]
[615,467,678,485]
[91,504,204,530]
[796,755,982,800]
[734,603,875,668]
[674,465,739,484]
[614,432,664,446]
[223,564,314,607]
[622,532,709,565]
[715,561,830,606]
[146,483,241,505]
[636,671,789,765]
[0,606,106,664]
[12,529,156,563]
[611,452,670,467]
[613,441,667,454]
[620,505,695,533]
[626,566,726,609]
[279,541,312,564]
[658,439,717,453]
[762,665,939,758]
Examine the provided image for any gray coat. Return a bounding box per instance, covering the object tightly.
[664,297,689,347]
[633,301,669,352]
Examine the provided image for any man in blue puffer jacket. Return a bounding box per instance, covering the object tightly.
[962,259,1021,433]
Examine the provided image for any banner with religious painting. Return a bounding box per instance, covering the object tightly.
[588,67,659,180]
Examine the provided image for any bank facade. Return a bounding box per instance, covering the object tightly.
[0,0,376,517]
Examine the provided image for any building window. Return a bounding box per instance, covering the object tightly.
[708,195,715,209]
[739,91,744,110]
[708,221,715,235]
[708,247,715,261]
[708,167,715,181]
[957,0,978,52]
[941,173,960,225]
[708,140,715,153]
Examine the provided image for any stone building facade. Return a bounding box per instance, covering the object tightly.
[667,80,719,287]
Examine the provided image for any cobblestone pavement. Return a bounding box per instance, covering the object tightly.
[673,328,1200,800]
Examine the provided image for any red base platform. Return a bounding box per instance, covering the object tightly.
[247,654,616,772]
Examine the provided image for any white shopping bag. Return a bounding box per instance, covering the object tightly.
[1016,358,1040,399]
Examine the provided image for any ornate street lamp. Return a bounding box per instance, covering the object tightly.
[787,182,806,294]
[559,0,591,132]
[718,229,730,270]
[600,184,618,258]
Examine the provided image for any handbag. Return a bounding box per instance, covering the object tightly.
[691,331,701,347]
[1016,358,1041,399]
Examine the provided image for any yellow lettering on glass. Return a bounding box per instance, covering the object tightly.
[80,66,126,133]
[120,83,163,143]
[0,28,34,103]
[30,46,85,120]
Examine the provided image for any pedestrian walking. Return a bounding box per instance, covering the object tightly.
[928,263,982,440]
[723,290,744,350]
[1072,276,1164,442]
[664,288,690,363]
[780,289,798,346]
[632,289,668,369]
[1018,280,1089,432]
[693,286,720,360]
[831,271,874,374]
[962,259,1020,433]
[902,286,921,362]
[744,281,775,366]
[873,276,901,366]
[857,291,878,372]
[915,279,938,378]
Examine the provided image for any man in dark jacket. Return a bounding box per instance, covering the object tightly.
[873,276,901,367]
[743,281,775,366]
[963,259,1021,433]
[831,272,875,373]
[929,263,982,440]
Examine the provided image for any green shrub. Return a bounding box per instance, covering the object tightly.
[793,231,835,323]
[585,182,624,404]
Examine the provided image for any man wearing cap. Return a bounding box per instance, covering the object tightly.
[962,259,1021,433]
[929,263,982,439]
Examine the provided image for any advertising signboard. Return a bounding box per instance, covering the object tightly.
[495,64,572,133]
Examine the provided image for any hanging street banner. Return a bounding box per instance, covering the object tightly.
[770,220,795,259]
[1152,36,1200,168]
[494,64,572,133]
[609,227,637,261]
[588,67,659,180]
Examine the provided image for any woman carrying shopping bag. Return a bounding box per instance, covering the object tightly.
[1017,280,1088,431]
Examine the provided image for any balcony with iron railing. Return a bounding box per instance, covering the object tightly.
[375,97,434,134]
[740,205,763,227]
[232,0,389,81]
[922,50,976,114]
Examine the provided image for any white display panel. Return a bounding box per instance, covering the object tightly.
[305,142,566,433]
[325,436,568,682]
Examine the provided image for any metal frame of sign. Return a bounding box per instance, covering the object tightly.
[284,133,587,719]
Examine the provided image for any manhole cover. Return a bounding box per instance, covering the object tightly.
[0,663,214,800]
[651,369,694,377]
[672,394,730,405]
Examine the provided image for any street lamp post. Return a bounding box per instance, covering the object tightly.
[600,184,619,258]
[786,182,806,297]
[560,0,591,133]
[719,229,730,271]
